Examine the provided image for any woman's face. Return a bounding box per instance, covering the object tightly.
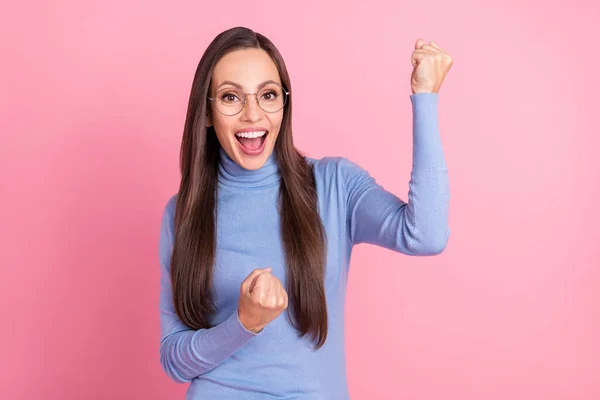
[207,48,284,171]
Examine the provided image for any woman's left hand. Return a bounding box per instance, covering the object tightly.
[411,39,453,94]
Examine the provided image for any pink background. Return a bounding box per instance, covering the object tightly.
[2,1,599,399]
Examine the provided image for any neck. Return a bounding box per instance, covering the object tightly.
[218,146,281,188]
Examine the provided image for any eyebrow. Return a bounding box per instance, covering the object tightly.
[216,79,281,91]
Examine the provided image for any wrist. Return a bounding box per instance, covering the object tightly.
[237,308,264,333]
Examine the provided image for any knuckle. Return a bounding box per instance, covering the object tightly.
[269,297,279,309]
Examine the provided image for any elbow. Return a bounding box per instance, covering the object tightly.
[159,340,193,383]
[407,229,450,256]
[165,370,192,384]
[160,353,192,384]
[426,230,450,255]
[426,239,448,255]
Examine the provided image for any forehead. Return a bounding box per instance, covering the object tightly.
[212,48,281,91]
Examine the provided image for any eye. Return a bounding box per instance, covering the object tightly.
[261,90,277,101]
[221,92,241,103]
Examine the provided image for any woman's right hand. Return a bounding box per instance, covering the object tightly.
[238,268,288,333]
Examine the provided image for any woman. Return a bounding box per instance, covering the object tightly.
[158,26,452,399]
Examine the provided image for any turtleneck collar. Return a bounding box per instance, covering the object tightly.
[218,145,281,189]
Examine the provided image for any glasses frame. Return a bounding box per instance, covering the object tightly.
[207,83,290,116]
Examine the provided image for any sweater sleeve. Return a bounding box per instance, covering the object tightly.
[158,198,259,383]
[343,92,450,255]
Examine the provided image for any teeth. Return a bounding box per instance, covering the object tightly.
[235,130,267,139]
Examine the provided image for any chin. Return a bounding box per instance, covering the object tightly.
[231,138,275,170]
[238,152,269,170]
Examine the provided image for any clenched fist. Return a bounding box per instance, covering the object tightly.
[411,38,453,94]
[238,268,288,333]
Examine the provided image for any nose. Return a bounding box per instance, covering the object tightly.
[240,94,262,122]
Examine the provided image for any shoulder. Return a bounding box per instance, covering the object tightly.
[163,193,178,218]
[159,193,178,262]
[305,155,372,186]
[160,193,178,233]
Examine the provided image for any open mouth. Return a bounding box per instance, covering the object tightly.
[235,130,268,151]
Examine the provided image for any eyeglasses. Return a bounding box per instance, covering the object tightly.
[207,83,289,116]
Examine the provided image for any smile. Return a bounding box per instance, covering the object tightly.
[235,130,269,155]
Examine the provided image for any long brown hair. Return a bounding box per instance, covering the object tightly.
[171,27,328,348]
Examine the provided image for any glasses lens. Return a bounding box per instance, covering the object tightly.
[215,88,245,116]
[257,84,287,113]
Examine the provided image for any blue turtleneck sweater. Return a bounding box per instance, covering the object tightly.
[158,93,450,399]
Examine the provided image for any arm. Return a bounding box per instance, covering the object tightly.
[345,93,450,255]
[158,200,258,383]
